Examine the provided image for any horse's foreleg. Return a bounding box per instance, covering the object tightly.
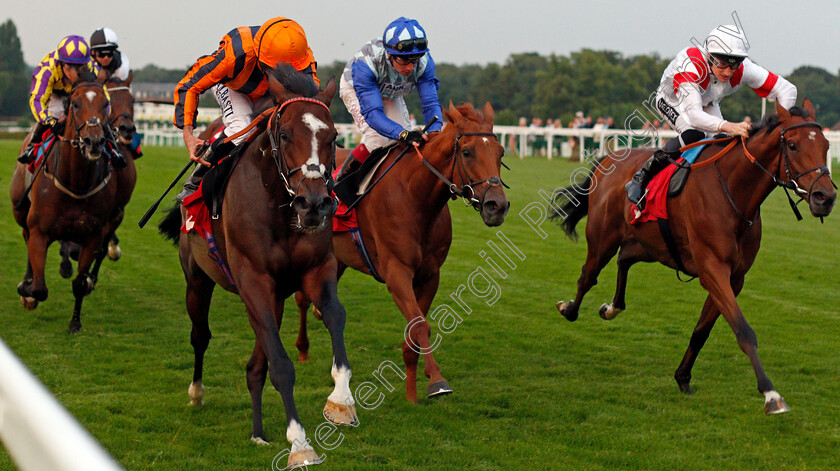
[302,260,357,427]
[294,291,312,361]
[247,292,285,444]
[68,240,100,333]
[22,230,51,306]
[674,295,720,394]
[558,231,622,322]
[414,271,452,399]
[698,260,787,414]
[238,270,320,464]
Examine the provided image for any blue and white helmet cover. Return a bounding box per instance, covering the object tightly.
[382,17,427,55]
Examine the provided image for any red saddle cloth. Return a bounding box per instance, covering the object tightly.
[331,167,358,232]
[27,131,57,173]
[180,183,212,236]
[630,159,683,224]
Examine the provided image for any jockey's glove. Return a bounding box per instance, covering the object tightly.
[398,129,424,146]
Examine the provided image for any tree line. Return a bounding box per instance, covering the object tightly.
[2,19,838,128]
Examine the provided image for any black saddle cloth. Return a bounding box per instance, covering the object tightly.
[202,142,247,218]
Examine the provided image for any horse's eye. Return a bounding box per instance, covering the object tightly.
[462,148,470,157]
[788,141,797,151]
[279,132,288,141]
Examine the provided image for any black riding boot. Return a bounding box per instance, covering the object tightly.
[176,139,235,204]
[104,126,128,169]
[334,154,360,182]
[624,149,676,206]
[18,122,51,164]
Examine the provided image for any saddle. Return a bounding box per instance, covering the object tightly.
[333,144,396,204]
[201,141,248,219]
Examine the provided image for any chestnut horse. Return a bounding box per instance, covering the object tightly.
[10,74,128,333]
[554,100,835,414]
[59,76,138,278]
[158,64,353,467]
[296,102,510,403]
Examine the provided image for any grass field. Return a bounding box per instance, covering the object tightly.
[1,139,839,470]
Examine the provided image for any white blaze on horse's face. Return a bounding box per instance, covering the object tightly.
[302,112,328,179]
[809,131,816,141]
[85,91,97,103]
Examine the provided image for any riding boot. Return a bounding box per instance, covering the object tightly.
[104,127,128,169]
[18,122,50,164]
[335,144,370,181]
[624,149,677,206]
[176,139,236,204]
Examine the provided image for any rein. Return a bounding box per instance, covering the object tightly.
[689,121,833,224]
[413,132,508,210]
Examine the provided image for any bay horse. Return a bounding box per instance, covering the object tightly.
[157,64,354,466]
[10,71,127,333]
[59,75,138,278]
[295,102,510,403]
[554,100,835,414]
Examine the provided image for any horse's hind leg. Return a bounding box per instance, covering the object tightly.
[184,260,216,407]
[59,241,74,279]
[294,291,312,361]
[599,242,645,321]
[107,233,121,261]
[557,230,622,322]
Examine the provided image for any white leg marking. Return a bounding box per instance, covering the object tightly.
[286,420,312,452]
[763,390,782,404]
[302,113,328,179]
[327,362,354,405]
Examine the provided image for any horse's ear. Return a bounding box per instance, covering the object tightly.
[316,76,336,107]
[267,70,292,104]
[802,98,816,120]
[482,102,495,125]
[776,101,791,121]
[124,71,133,87]
[446,101,464,125]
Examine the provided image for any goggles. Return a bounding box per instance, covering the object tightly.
[390,37,427,53]
[391,54,423,66]
[93,49,115,58]
[709,54,744,70]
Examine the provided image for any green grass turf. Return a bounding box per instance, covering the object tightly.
[1,141,839,470]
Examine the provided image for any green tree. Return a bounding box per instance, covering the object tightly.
[0,18,29,117]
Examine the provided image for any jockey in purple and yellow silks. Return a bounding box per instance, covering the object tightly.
[19,35,101,164]
[336,16,443,180]
[625,25,797,207]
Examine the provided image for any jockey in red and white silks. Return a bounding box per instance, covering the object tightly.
[654,46,796,137]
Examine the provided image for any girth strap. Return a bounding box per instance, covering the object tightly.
[349,228,384,283]
[657,218,697,282]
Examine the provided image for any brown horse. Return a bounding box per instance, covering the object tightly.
[296,102,510,403]
[158,64,354,466]
[59,75,138,277]
[554,100,835,414]
[10,73,128,333]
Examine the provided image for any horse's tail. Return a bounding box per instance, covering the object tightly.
[550,174,592,240]
[158,203,182,247]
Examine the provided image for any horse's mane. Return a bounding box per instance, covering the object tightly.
[268,62,318,98]
[749,106,810,137]
[76,68,98,84]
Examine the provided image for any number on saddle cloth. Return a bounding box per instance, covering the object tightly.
[333,143,397,204]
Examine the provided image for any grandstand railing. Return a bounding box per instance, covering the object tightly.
[0,337,123,470]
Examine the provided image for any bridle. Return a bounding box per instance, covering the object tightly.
[105,85,134,141]
[265,97,334,204]
[415,132,509,210]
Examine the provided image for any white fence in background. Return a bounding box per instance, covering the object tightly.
[0,338,123,471]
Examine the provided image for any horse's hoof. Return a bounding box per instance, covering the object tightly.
[765,396,790,415]
[20,296,38,311]
[107,242,122,261]
[556,301,578,322]
[59,260,73,279]
[323,399,358,426]
[17,280,30,297]
[189,381,205,406]
[312,306,323,321]
[68,319,82,334]
[287,448,324,469]
[428,380,453,398]
[297,352,309,362]
[677,382,694,395]
[250,436,270,445]
[599,303,622,320]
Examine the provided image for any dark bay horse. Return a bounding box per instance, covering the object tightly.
[554,100,835,414]
[296,102,510,403]
[158,64,353,466]
[59,75,138,277]
[10,75,128,333]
